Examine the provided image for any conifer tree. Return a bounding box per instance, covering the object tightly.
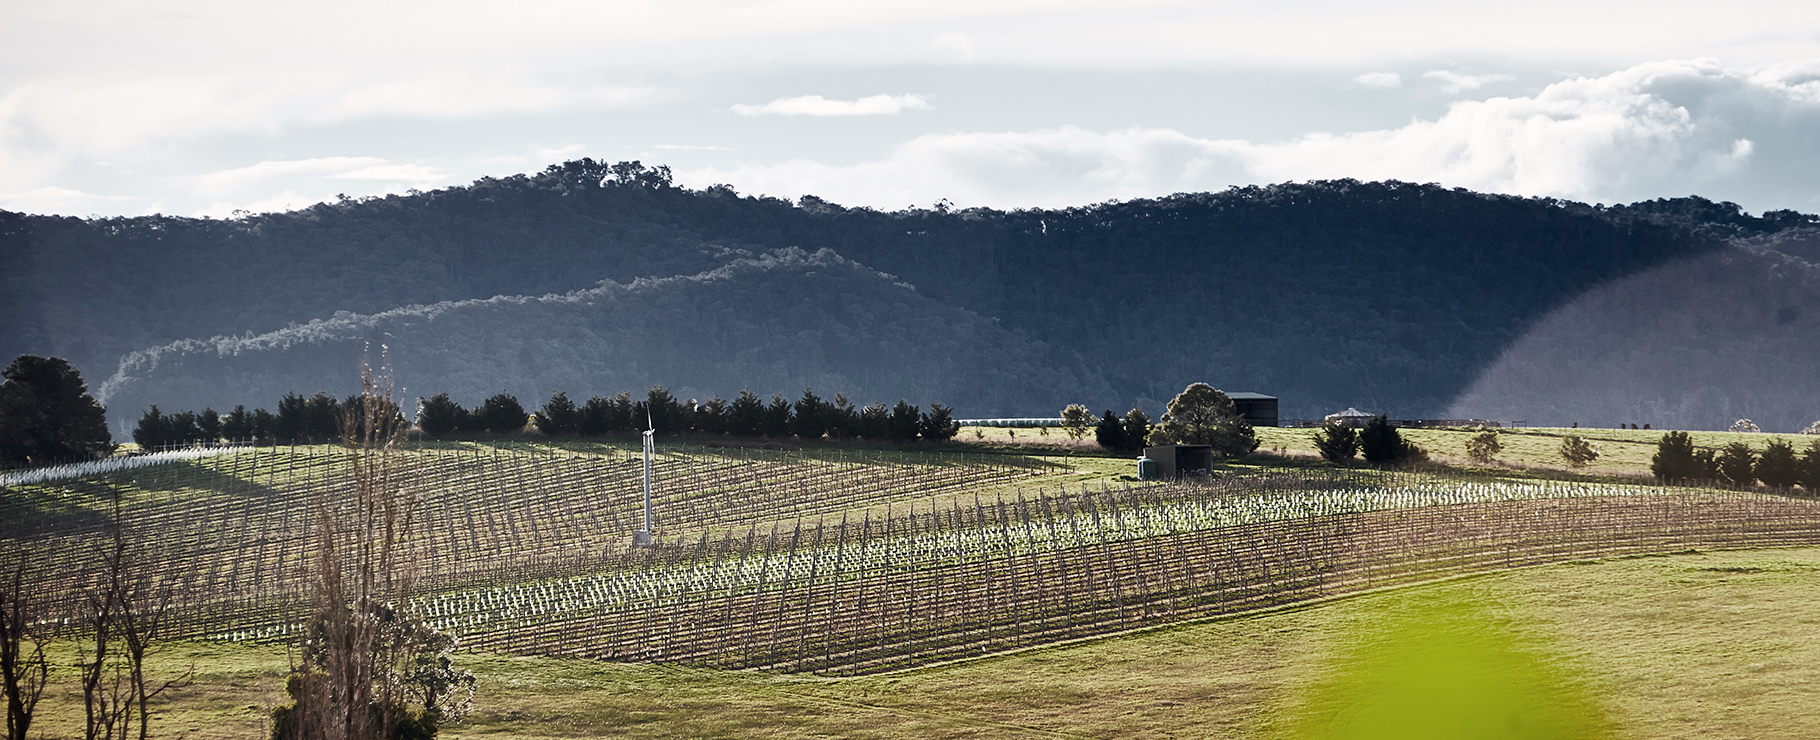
[0,355,113,464]
[415,394,466,438]
[1312,423,1359,463]
[921,404,960,441]
[1094,410,1127,451]
[1122,408,1151,452]
[1755,439,1801,488]
[533,391,580,436]
[1359,415,1422,464]
[727,389,764,437]
[887,400,922,441]
[1717,442,1756,487]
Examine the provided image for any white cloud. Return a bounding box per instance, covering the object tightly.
[731,94,933,117]
[678,126,1252,209]
[332,163,450,182]
[0,185,139,216]
[1422,70,1517,93]
[182,156,454,216]
[932,32,978,61]
[679,60,1820,211]
[188,156,391,196]
[653,144,738,151]
[1354,72,1402,89]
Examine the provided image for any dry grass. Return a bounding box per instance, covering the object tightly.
[1255,425,1820,481]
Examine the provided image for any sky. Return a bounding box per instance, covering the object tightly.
[3,0,1819,218]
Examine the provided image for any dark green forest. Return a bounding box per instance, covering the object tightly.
[4,159,1815,434]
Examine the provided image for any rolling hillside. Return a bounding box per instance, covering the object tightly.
[5,159,1817,427]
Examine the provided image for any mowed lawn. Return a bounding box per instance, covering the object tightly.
[26,546,1820,739]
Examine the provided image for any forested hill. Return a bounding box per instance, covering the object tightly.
[5,159,1816,428]
[95,248,1111,432]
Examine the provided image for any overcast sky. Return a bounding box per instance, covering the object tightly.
[4,0,1819,218]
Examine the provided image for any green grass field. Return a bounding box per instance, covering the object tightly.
[959,423,1820,482]
[22,546,1819,739]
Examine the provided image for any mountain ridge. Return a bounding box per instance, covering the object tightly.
[6,159,1817,428]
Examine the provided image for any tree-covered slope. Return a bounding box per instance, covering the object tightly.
[1446,230,1820,432]
[7,159,1814,424]
[95,248,1108,435]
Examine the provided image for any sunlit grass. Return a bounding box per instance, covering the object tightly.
[26,547,1819,739]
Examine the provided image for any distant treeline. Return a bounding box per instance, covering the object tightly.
[131,392,405,449]
[130,385,961,449]
[432,386,960,442]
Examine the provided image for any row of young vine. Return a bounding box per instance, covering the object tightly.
[8,445,1820,675]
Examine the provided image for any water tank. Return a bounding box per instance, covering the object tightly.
[1136,455,1157,481]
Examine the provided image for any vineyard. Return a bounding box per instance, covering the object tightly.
[5,442,1820,677]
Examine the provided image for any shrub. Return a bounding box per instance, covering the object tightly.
[1730,418,1762,433]
[1559,435,1600,468]
[1755,440,1802,488]
[1360,415,1422,464]
[1311,423,1359,463]
[1464,430,1502,464]
[1803,420,1820,435]
[1717,442,1757,487]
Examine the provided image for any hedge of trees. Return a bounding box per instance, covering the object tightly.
[125,384,961,449]
[1651,431,1820,489]
[505,386,959,443]
[1310,415,1426,465]
[131,392,409,449]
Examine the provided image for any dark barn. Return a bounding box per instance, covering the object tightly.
[1229,392,1279,427]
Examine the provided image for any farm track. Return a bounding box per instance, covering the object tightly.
[6,445,1819,675]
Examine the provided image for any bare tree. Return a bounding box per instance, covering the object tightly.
[2,559,54,740]
[78,494,190,740]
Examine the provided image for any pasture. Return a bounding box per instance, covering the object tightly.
[6,437,1820,737]
[17,548,1820,739]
